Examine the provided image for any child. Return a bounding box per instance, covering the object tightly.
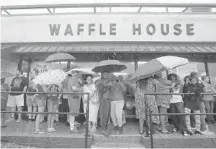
[47,84,61,133]
[184,77,202,135]
[168,74,189,136]
[201,75,216,124]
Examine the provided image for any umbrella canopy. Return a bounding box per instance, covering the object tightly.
[33,69,67,85]
[67,68,100,78]
[130,56,189,82]
[92,60,127,73]
[1,71,14,78]
[44,52,76,63]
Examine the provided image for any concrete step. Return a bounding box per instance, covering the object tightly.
[92,142,145,148]
[93,134,142,143]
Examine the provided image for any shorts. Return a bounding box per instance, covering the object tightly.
[68,95,81,116]
[34,95,46,108]
[7,94,24,107]
[26,95,36,107]
[1,99,7,111]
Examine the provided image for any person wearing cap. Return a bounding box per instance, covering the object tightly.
[108,75,126,134]
[190,72,209,133]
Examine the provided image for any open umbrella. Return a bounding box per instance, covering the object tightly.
[92,60,127,73]
[130,56,189,82]
[67,68,100,78]
[1,71,14,78]
[44,52,76,63]
[33,69,67,85]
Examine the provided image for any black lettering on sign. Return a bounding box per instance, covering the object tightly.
[64,24,73,36]
[133,24,141,35]
[187,24,195,35]
[49,24,61,36]
[146,24,156,35]
[77,24,84,35]
[110,23,117,35]
[174,24,182,35]
[161,24,169,35]
[100,24,106,35]
[89,24,95,35]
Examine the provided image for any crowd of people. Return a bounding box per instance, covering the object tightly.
[1,68,216,136]
[135,71,216,136]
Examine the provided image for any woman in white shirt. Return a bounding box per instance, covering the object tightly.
[83,75,100,133]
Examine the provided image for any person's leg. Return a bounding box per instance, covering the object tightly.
[204,101,211,123]
[68,97,78,132]
[110,101,117,127]
[16,94,24,122]
[26,96,32,120]
[35,106,45,133]
[209,101,214,122]
[51,102,58,129]
[1,99,7,127]
[115,100,124,133]
[159,106,168,132]
[47,99,53,130]
[176,102,187,133]
[184,107,192,132]
[7,95,16,120]
[170,103,179,130]
[194,110,201,132]
[200,102,207,131]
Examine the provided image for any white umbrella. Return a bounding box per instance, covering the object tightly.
[67,68,100,78]
[33,69,67,85]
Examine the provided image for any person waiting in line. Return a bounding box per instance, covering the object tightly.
[108,75,126,134]
[190,72,209,134]
[184,77,202,135]
[168,73,189,136]
[46,84,61,133]
[83,75,100,133]
[135,77,160,135]
[201,75,216,124]
[26,78,37,122]
[34,84,47,134]
[1,78,10,127]
[97,72,111,131]
[154,72,172,134]
[7,69,28,122]
[67,71,83,133]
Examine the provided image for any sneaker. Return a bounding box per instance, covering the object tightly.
[173,128,178,132]
[16,118,22,123]
[69,128,79,134]
[118,127,123,134]
[113,126,119,131]
[186,130,193,136]
[47,128,55,133]
[6,118,14,122]
[182,131,190,137]
[194,130,202,135]
[201,130,214,135]
[35,130,45,134]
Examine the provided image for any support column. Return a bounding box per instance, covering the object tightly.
[67,61,70,70]
[27,58,32,82]
[134,55,138,71]
[204,56,211,83]
[17,56,23,71]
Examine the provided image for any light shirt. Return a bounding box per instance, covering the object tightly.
[170,88,183,103]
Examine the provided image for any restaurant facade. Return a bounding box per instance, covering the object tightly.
[1,5,216,83]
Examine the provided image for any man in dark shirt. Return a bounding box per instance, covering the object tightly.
[7,69,28,122]
[190,72,209,133]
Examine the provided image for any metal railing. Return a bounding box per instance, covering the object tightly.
[1,91,216,148]
[1,91,90,148]
[144,92,216,148]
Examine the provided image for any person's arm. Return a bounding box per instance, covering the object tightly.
[119,82,127,93]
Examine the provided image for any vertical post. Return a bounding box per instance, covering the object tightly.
[145,94,149,137]
[204,56,211,83]
[67,61,70,71]
[134,55,138,71]
[27,58,32,84]
[85,93,90,148]
[149,108,154,148]
[17,56,23,71]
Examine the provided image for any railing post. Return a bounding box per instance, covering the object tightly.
[145,94,149,137]
[85,93,90,148]
[149,108,154,148]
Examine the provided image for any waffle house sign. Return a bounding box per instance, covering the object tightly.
[2,14,216,42]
